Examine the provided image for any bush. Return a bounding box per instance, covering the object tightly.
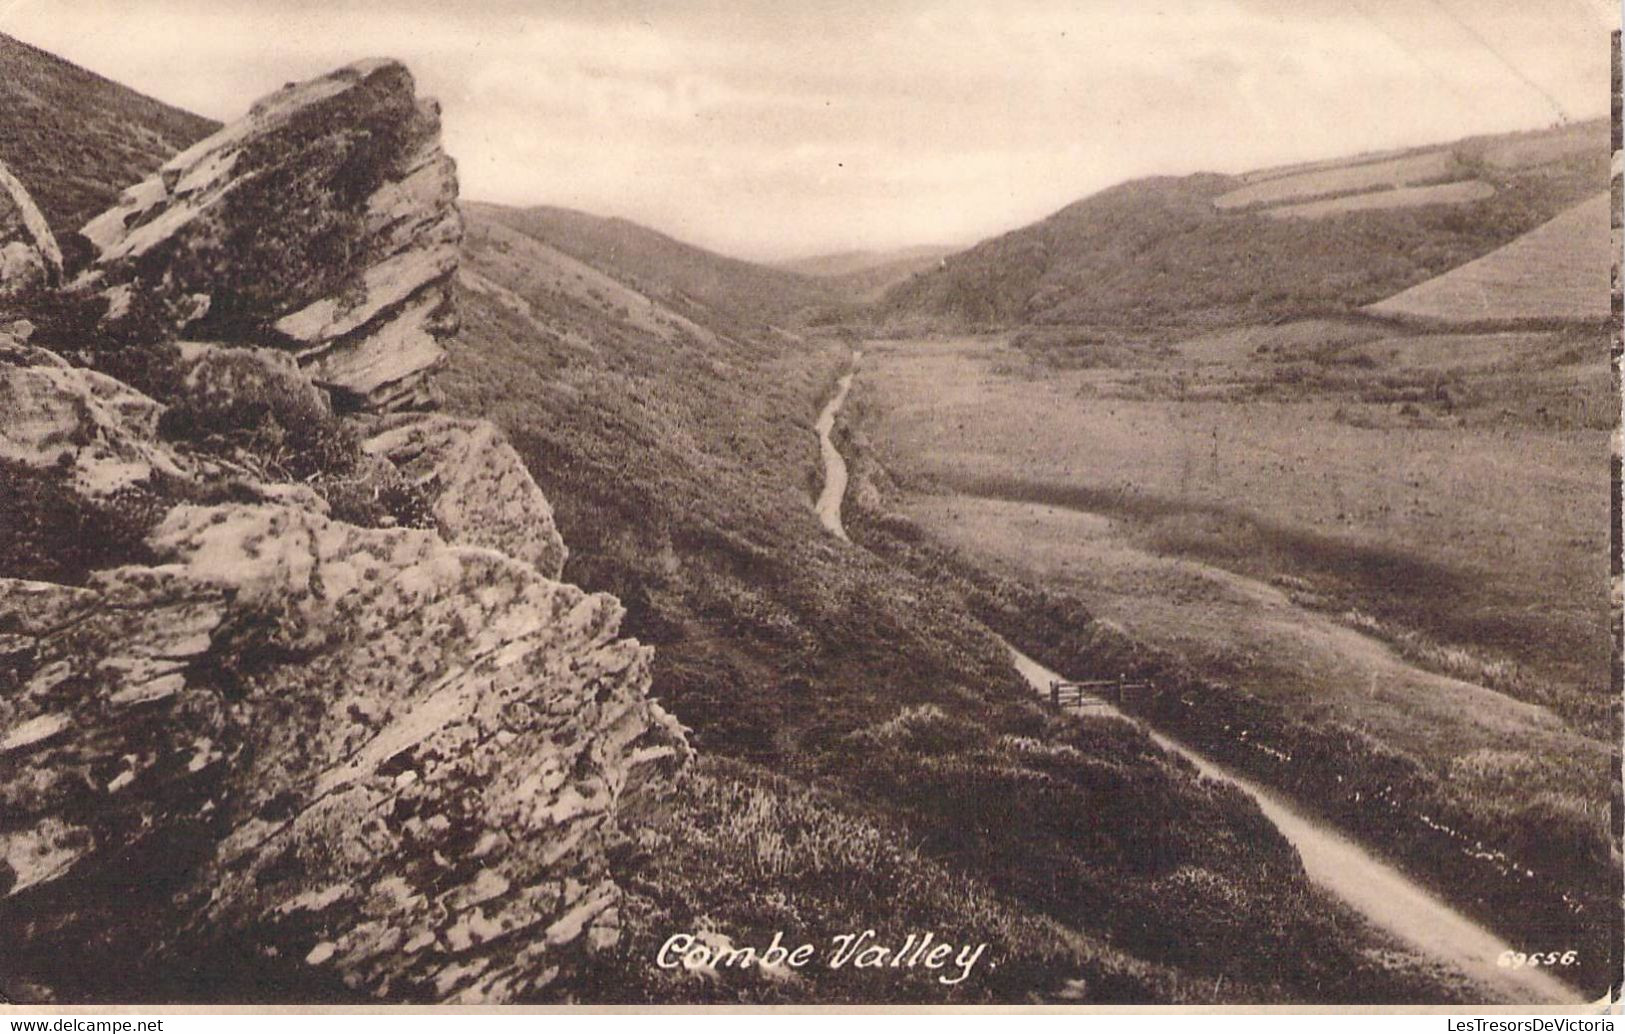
[312,455,437,530]
[156,346,359,482]
[21,289,190,401]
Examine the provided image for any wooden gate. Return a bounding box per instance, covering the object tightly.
[1048,677,1154,711]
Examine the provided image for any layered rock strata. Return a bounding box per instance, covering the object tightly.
[0,59,687,1004]
[77,60,461,411]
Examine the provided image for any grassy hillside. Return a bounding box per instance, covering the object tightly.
[1366,193,1612,323]
[439,205,1475,1003]
[883,120,1609,328]
[0,32,218,237]
[470,202,840,328]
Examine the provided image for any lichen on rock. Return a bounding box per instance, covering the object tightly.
[0,56,688,1004]
[75,59,462,412]
[363,413,569,580]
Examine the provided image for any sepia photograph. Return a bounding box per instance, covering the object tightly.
[0,0,1619,1015]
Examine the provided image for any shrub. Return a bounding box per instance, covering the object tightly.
[157,347,359,483]
[313,455,437,530]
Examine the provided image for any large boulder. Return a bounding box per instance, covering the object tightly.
[77,59,461,411]
[0,346,185,497]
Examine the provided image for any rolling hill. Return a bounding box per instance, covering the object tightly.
[778,245,954,302]
[0,31,217,238]
[470,203,839,328]
[882,119,1610,328]
[777,245,950,277]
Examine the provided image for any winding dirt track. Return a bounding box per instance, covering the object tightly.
[813,351,1585,1006]
[813,352,861,541]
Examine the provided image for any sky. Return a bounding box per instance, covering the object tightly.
[0,0,1616,261]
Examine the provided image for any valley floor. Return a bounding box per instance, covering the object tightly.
[846,328,1616,997]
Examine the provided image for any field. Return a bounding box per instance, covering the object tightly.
[1266,181,1495,220]
[1366,193,1613,323]
[846,327,1616,991]
[1480,123,1605,170]
[1212,151,1461,210]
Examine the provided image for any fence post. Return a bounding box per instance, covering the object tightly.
[1050,681,1060,707]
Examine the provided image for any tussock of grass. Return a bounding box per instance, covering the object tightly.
[0,458,161,584]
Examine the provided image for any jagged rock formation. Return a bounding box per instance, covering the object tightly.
[75,59,460,411]
[0,159,63,300]
[0,59,687,1004]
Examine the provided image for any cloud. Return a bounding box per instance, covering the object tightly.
[0,0,1613,259]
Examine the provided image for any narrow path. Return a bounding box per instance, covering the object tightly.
[813,352,861,541]
[1010,648,1581,1005]
[816,349,1585,1006]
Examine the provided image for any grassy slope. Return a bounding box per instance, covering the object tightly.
[1366,193,1613,323]
[778,246,952,302]
[841,329,1617,996]
[777,246,949,277]
[882,121,1608,328]
[438,206,1472,1003]
[0,32,218,237]
[468,202,839,327]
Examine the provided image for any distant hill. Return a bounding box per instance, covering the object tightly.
[778,245,953,303]
[1365,192,1612,324]
[883,119,1610,328]
[0,32,218,236]
[470,203,838,326]
[777,244,950,278]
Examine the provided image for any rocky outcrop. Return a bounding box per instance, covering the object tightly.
[76,59,460,411]
[0,57,689,1004]
[0,326,687,1002]
[0,160,62,300]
